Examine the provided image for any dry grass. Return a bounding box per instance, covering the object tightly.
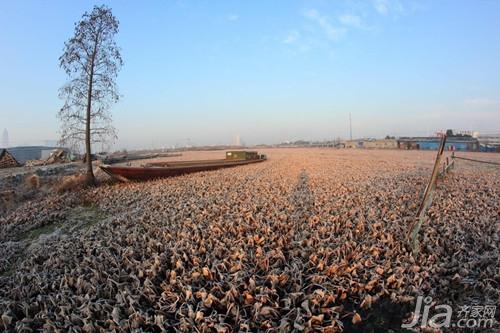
[24,174,40,190]
[0,190,17,215]
[0,149,498,332]
[54,173,87,193]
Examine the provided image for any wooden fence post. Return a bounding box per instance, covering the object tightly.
[408,134,447,256]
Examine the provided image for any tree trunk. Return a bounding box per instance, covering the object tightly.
[85,47,97,186]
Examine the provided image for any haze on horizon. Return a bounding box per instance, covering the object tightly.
[1,0,499,150]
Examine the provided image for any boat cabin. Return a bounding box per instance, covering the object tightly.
[226,151,259,160]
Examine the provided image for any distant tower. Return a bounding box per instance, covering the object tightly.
[234,134,241,146]
[2,128,8,148]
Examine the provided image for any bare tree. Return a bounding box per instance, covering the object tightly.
[58,5,122,185]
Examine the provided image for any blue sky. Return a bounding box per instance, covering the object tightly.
[1,0,499,149]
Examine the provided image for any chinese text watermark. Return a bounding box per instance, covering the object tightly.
[402,296,496,329]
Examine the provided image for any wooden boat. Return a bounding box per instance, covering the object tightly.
[99,151,266,182]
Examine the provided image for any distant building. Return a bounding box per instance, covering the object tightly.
[1,129,8,148]
[344,139,397,149]
[397,136,479,151]
[234,134,241,146]
[477,133,500,152]
[5,146,69,164]
[334,142,346,148]
[363,139,398,149]
[345,141,359,149]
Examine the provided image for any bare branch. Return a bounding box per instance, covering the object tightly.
[58,5,122,182]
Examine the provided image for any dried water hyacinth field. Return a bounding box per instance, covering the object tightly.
[0,149,499,332]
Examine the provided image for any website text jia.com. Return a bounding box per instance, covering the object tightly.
[401,296,497,330]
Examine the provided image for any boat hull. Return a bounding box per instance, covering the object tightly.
[100,158,265,181]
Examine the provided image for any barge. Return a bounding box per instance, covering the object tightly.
[100,151,266,182]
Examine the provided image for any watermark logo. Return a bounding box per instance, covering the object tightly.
[401,296,496,329]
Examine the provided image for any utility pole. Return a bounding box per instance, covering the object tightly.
[349,113,352,141]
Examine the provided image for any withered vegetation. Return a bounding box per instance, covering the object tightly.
[0,149,498,332]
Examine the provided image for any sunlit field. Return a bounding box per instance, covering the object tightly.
[1,149,499,331]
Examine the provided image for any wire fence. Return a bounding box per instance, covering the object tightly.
[407,137,500,256]
[452,155,500,166]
